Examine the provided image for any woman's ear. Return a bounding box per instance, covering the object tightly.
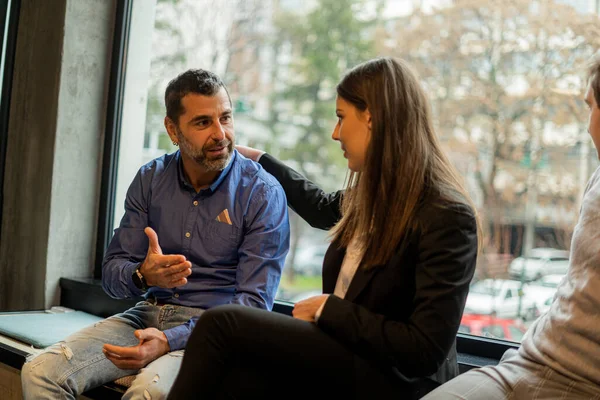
[365,109,372,130]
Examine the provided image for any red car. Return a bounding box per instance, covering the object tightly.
[459,313,527,342]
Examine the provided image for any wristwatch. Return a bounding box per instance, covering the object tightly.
[132,267,149,292]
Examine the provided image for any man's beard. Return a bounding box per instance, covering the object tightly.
[176,127,234,172]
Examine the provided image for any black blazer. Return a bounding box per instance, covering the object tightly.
[259,154,478,398]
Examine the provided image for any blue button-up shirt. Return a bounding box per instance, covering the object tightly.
[102,150,290,350]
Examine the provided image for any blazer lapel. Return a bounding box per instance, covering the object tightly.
[344,264,379,302]
[324,239,381,301]
[322,242,345,293]
[344,235,412,302]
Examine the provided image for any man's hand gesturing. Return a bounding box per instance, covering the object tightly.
[140,227,192,288]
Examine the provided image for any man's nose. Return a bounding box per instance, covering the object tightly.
[212,122,226,141]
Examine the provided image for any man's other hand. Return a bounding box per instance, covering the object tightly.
[103,328,171,370]
[140,227,192,288]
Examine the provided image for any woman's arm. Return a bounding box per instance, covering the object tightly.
[257,153,343,230]
[316,204,478,377]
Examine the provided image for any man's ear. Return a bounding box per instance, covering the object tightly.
[164,117,178,144]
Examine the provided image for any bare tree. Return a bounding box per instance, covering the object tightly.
[390,0,599,260]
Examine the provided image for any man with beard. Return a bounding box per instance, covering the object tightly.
[21,69,290,400]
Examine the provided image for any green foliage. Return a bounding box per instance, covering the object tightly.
[278,274,322,294]
[271,0,375,183]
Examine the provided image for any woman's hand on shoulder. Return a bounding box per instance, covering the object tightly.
[235,145,265,162]
[292,294,330,323]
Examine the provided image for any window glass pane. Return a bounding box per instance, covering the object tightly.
[116,0,600,343]
[508,326,526,342]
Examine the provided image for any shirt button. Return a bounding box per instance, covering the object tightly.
[174,293,179,298]
[193,201,198,206]
[185,232,191,238]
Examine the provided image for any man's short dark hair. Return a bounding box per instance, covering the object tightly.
[164,69,231,123]
[589,52,600,106]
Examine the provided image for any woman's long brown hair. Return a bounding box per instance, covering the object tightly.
[330,57,481,268]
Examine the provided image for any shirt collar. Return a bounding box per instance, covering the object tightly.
[176,149,237,193]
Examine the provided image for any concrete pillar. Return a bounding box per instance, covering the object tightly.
[0,0,116,310]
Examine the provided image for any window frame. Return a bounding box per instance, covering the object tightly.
[0,0,20,244]
[94,0,133,278]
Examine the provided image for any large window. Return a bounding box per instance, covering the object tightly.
[113,0,599,343]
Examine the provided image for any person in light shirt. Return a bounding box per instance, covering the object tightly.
[167,57,481,400]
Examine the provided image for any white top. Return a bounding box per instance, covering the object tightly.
[315,236,362,320]
[521,166,600,387]
[333,236,363,298]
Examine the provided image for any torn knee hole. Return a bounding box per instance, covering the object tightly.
[25,342,69,369]
[59,343,73,360]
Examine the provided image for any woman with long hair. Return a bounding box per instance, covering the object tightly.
[167,57,480,399]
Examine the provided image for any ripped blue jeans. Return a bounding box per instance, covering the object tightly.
[21,301,204,400]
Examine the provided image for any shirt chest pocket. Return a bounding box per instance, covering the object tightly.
[199,219,242,259]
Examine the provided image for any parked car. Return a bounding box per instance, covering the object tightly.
[534,273,566,288]
[459,313,527,341]
[464,279,538,320]
[508,247,570,281]
[524,274,566,315]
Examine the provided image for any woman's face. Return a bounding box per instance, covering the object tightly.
[331,95,371,172]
